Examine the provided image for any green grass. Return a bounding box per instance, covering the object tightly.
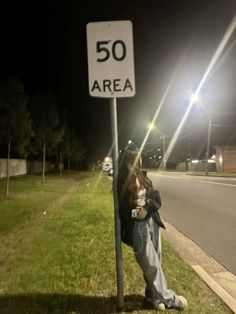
[0,172,232,313]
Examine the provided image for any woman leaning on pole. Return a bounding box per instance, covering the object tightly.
[117,143,188,311]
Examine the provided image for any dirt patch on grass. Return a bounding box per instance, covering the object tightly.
[73,172,96,181]
[0,182,79,269]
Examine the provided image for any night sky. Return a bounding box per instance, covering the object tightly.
[1,0,236,161]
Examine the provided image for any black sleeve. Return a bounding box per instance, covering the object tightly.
[145,188,165,229]
[146,189,162,213]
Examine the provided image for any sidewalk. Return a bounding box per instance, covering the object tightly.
[163,220,236,313]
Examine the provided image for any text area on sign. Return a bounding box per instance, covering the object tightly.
[86,20,135,98]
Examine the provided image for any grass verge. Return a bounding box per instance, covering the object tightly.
[0,172,232,313]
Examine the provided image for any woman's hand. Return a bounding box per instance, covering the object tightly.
[136,206,148,220]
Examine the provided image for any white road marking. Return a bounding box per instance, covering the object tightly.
[150,173,236,188]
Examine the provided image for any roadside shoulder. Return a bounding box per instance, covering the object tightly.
[163,220,236,313]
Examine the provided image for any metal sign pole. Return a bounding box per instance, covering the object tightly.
[110,97,124,310]
[87,21,135,310]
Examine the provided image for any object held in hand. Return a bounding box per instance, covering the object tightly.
[131,206,147,219]
[131,208,140,218]
[136,206,148,219]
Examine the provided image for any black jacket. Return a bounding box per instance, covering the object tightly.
[145,188,165,230]
[118,185,165,246]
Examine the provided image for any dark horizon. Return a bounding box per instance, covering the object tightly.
[1,0,236,162]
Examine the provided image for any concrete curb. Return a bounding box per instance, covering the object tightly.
[192,265,236,314]
[162,220,236,313]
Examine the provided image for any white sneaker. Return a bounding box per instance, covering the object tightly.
[178,296,188,310]
[153,300,165,311]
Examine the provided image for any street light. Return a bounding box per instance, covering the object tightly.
[160,134,166,171]
[205,107,213,176]
[187,93,200,161]
[190,93,199,104]
[148,123,166,171]
[190,93,212,176]
[148,123,155,130]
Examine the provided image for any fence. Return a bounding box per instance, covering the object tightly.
[176,160,217,172]
[0,159,53,178]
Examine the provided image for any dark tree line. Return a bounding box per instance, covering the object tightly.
[0,77,85,194]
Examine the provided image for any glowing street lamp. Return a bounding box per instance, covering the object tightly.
[148,123,155,130]
[190,93,199,104]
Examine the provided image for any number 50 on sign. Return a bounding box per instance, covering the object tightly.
[86,21,135,98]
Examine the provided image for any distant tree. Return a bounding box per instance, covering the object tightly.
[57,126,72,175]
[30,91,64,183]
[85,130,109,166]
[0,77,32,196]
[58,127,85,174]
[69,133,85,171]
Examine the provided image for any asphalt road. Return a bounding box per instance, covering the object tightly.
[148,172,236,275]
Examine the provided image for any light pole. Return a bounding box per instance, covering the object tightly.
[205,107,212,176]
[189,93,213,175]
[160,134,166,170]
[148,123,166,170]
[189,93,201,171]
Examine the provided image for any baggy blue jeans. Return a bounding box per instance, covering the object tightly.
[132,216,180,308]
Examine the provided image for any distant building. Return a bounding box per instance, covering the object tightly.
[215,146,236,172]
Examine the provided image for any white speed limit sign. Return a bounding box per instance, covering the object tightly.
[86,20,135,98]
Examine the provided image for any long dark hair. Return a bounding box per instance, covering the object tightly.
[118,144,152,207]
